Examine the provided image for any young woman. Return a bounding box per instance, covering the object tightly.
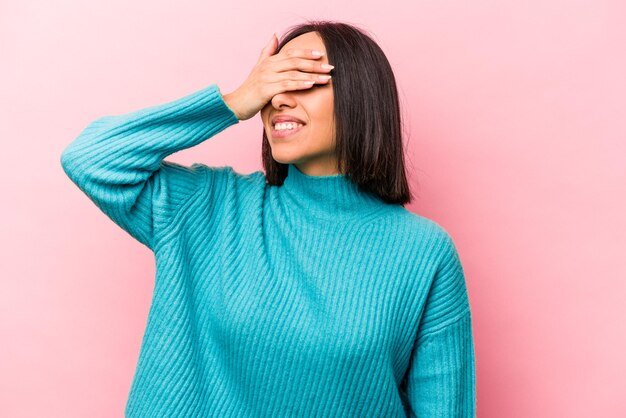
[61,20,476,418]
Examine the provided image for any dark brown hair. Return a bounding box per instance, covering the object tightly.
[261,20,413,205]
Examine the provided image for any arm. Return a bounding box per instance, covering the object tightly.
[60,83,240,251]
[403,232,477,417]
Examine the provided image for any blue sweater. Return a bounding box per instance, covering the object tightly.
[60,83,476,417]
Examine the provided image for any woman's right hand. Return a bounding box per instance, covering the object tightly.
[222,33,334,121]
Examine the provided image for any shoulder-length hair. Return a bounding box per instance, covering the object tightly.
[261,20,413,206]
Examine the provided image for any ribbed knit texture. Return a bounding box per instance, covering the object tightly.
[60,83,476,417]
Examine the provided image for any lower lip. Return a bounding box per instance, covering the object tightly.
[271,124,305,139]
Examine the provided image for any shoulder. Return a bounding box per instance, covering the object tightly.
[157,162,268,207]
[189,164,267,188]
[398,212,470,341]
[379,206,457,259]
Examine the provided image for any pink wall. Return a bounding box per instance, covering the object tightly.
[2,1,624,417]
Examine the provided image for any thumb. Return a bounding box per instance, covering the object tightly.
[257,33,277,64]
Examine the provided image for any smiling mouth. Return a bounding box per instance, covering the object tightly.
[271,123,306,139]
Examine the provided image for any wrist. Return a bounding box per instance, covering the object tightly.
[222,92,242,120]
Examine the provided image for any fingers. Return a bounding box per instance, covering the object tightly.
[257,33,278,65]
[274,47,328,63]
[256,43,334,98]
[271,49,334,75]
[271,78,327,93]
[271,63,333,93]
[267,73,332,95]
[273,57,334,76]
[260,46,334,91]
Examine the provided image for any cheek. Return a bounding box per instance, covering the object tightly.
[261,103,272,119]
[323,97,334,123]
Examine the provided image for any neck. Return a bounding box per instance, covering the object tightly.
[293,158,341,177]
[278,163,388,223]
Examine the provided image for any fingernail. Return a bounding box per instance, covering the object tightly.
[321,64,334,69]
[312,50,324,56]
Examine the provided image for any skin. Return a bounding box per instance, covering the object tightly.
[260,32,339,176]
[222,32,338,177]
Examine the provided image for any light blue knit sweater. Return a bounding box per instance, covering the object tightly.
[60,83,476,417]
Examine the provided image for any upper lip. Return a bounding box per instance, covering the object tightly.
[271,115,306,125]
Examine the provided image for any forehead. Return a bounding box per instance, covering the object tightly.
[282,31,326,53]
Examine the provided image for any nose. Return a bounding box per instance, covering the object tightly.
[270,91,297,110]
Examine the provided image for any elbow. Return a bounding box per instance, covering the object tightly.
[60,143,82,183]
[60,145,75,177]
[60,145,72,170]
[60,118,108,180]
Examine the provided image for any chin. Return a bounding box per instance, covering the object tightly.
[270,155,297,165]
[270,149,306,165]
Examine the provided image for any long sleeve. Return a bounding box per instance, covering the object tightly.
[403,233,477,417]
[60,83,240,251]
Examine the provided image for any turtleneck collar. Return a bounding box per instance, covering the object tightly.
[278,163,388,223]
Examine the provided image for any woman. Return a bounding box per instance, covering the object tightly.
[61,20,476,418]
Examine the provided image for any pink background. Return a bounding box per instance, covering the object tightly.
[2,1,625,417]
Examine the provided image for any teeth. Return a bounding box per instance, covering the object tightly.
[273,122,303,131]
